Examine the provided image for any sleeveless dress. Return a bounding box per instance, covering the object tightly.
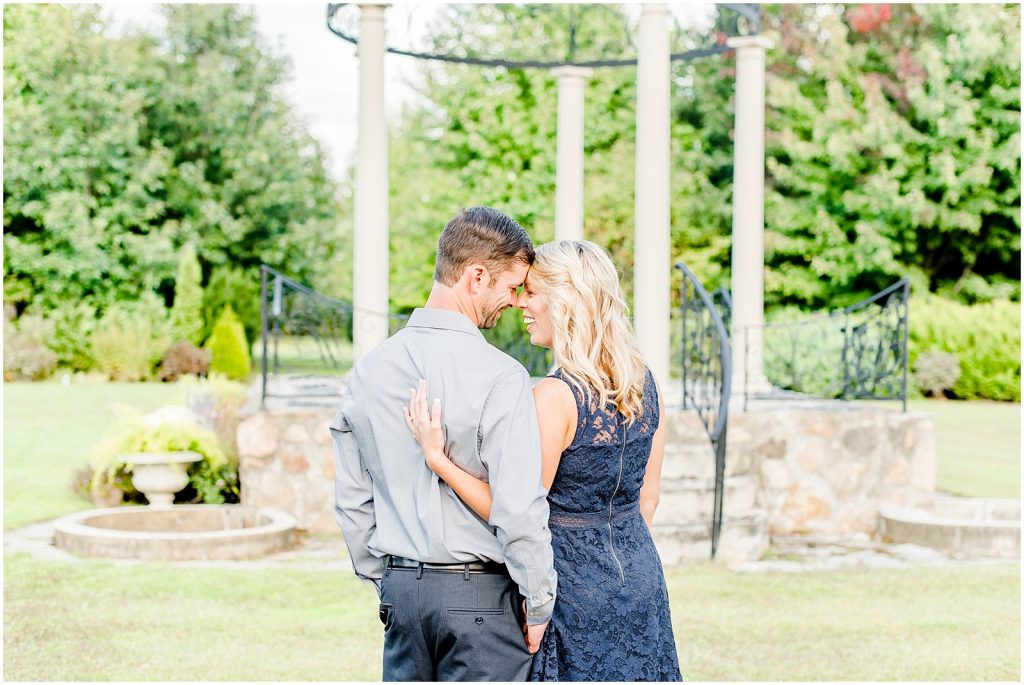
[529,369,682,682]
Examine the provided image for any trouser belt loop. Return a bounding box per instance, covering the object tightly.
[463,563,471,581]
[416,562,424,579]
[384,555,392,577]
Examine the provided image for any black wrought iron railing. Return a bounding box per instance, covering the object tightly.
[259,265,552,405]
[259,265,405,405]
[737,278,911,411]
[675,261,733,560]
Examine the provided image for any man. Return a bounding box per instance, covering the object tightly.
[331,206,557,681]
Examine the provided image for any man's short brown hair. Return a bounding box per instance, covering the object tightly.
[434,206,535,285]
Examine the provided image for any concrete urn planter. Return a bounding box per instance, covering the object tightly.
[121,451,202,506]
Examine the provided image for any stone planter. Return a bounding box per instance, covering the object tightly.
[121,451,202,506]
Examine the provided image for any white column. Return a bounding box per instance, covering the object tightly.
[552,65,593,243]
[354,4,389,360]
[634,4,671,388]
[726,35,774,395]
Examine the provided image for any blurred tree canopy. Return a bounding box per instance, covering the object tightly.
[3,4,341,315]
[2,3,1019,321]
[384,3,1019,311]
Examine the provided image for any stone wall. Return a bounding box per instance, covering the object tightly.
[236,406,337,532]
[731,405,936,537]
[236,396,936,551]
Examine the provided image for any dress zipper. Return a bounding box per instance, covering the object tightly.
[607,414,627,586]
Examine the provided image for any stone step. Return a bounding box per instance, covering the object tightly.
[662,414,758,479]
[879,497,1021,559]
[652,511,769,565]
[654,475,759,525]
[662,442,757,479]
[663,412,715,447]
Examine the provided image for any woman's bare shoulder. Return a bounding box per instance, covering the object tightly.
[533,376,577,415]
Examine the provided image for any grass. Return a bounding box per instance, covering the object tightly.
[668,561,1020,681]
[2,383,1021,680]
[3,552,381,681]
[908,399,1021,499]
[3,553,1018,681]
[251,335,353,376]
[3,381,182,529]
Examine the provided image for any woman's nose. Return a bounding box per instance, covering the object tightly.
[516,291,528,309]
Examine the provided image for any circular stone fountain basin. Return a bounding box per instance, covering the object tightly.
[879,497,1020,559]
[53,505,297,561]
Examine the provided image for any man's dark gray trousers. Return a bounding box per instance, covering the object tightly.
[379,563,532,681]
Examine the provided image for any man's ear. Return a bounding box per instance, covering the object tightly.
[462,264,488,295]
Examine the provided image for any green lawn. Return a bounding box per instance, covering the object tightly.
[3,552,1018,681]
[251,335,353,376]
[3,382,182,529]
[2,383,1021,680]
[908,399,1021,498]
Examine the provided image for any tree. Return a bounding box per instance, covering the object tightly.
[379,3,1020,313]
[3,4,343,316]
[3,5,174,313]
[759,3,1020,307]
[169,243,204,344]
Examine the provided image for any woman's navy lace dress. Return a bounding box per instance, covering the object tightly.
[529,369,682,682]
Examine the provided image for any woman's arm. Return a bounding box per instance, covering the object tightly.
[639,379,666,527]
[534,377,577,491]
[404,378,576,521]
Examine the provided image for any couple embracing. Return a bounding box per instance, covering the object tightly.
[331,206,681,682]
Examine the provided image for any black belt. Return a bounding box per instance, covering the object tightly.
[384,555,506,579]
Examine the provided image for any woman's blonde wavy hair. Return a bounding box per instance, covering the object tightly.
[529,240,648,423]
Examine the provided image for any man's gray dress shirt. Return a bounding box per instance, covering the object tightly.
[331,307,557,624]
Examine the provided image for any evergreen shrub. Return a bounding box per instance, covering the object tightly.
[206,305,251,380]
[169,243,205,345]
[202,266,260,349]
[45,301,97,371]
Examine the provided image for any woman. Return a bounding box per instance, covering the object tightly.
[404,240,681,681]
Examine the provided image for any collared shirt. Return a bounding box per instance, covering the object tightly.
[331,307,557,624]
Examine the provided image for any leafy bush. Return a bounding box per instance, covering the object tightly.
[3,309,58,380]
[202,266,261,350]
[44,301,97,371]
[913,350,961,398]
[910,297,1021,401]
[481,310,552,377]
[169,243,205,345]
[89,294,171,381]
[206,305,251,380]
[157,341,211,382]
[762,307,851,398]
[91,406,239,505]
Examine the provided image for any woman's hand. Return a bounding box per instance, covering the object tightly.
[403,378,493,521]
[403,379,447,473]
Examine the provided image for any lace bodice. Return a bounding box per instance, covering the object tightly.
[545,368,659,515]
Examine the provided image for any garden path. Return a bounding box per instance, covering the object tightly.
[6,518,1015,573]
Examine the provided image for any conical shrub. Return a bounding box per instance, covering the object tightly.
[205,305,251,380]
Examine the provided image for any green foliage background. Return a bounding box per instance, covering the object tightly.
[380,3,1019,311]
[3,4,342,317]
[2,3,1019,397]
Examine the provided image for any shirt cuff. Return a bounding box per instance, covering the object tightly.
[525,596,555,625]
